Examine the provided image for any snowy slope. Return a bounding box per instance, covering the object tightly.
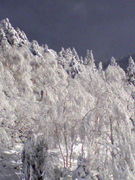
[0,18,134,179]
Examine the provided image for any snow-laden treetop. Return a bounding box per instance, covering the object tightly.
[0,18,134,80]
[0,18,28,46]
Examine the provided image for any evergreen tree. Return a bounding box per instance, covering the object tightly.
[127,56,135,85]
[110,57,117,66]
[98,61,103,72]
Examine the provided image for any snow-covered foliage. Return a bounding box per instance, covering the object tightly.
[22,133,58,180]
[0,18,134,180]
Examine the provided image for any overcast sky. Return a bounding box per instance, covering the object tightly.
[0,0,135,61]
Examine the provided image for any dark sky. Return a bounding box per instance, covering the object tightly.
[0,0,135,61]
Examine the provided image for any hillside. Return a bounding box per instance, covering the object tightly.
[0,18,135,180]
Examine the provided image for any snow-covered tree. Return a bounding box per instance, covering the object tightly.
[83,50,94,65]
[84,50,97,72]
[98,61,103,72]
[127,56,135,85]
[22,133,58,180]
[110,57,117,66]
